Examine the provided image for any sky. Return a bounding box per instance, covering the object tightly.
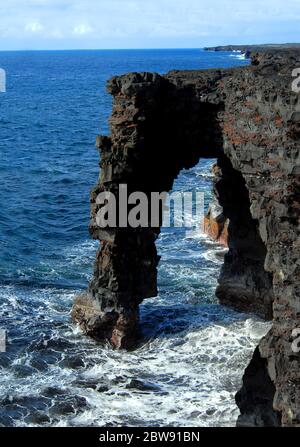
[0,0,300,50]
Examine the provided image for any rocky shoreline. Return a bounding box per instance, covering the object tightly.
[204,43,300,53]
[72,48,300,426]
[204,44,300,63]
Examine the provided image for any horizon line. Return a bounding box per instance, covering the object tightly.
[0,47,207,52]
[0,42,298,53]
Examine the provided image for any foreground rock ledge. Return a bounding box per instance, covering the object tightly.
[72,50,300,426]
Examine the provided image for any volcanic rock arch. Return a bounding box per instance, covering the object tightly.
[72,50,300,426]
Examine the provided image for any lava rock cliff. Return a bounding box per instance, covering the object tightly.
[72,49,300,426]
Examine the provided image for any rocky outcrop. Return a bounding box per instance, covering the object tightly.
[204,165,229,247]
[72,49,300,425]
[204,200,228,246]
[214,155,274,320]
[236,346,282,426]
[204,44,300,59]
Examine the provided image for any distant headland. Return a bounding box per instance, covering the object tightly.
[204,43,300,59]
[205,43,300,51]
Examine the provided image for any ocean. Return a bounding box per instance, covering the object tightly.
[0,49,269,427]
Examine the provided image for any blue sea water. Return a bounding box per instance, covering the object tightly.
[0,49,269,427]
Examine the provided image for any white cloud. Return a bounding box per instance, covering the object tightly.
[72,24,93,36]
[25,21,44,33]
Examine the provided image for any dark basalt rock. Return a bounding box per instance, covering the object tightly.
[72,49,300,426]
[214,155,274,320]
[71,293,140,349]
[204,44,300,60]
[236,346,281,426]
[125,379,163,393]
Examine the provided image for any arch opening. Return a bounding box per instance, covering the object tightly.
[72,66,295,425]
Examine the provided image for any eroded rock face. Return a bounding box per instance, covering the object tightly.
[204,158,273,319]
[204,165,229,247]
[236,346,281,426]
[214,155,274,320]
[72,50,300,425]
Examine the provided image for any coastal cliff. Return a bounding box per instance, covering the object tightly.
[72,49,300,426]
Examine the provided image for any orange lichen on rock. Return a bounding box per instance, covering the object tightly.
[204,201,229,247]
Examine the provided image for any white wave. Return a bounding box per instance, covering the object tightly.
[202,247,228,265]
[0,279,269,428]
